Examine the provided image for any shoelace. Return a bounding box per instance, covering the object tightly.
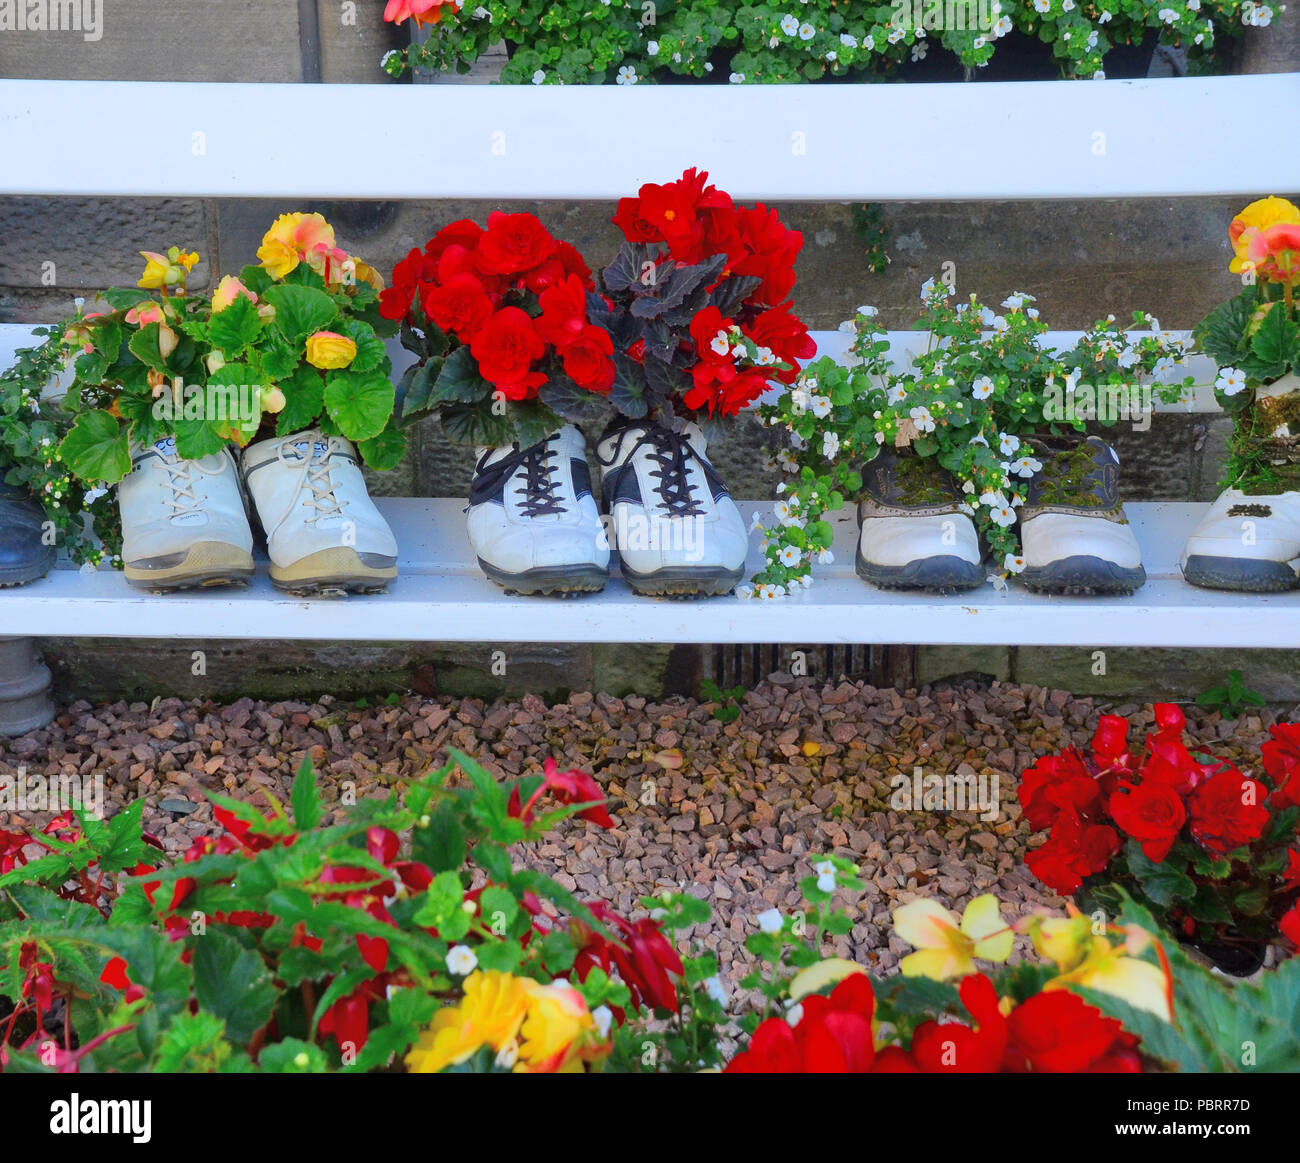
[278,439,347,524]
[474,437,566,519]
[600,426,712,519]
[161,459,204,519]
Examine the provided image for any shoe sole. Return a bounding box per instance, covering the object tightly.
[0,551,56,588]
[618,563,746,599]
[477,559,607,597]
[854,546,985,595]
[124,542,255,592]
[271,547,397,597]
[1020,555,1146,595]
[1181,554,1300,593]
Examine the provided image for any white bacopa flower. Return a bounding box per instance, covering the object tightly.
[786,1002,805,1026]
[1117,347,1139,369]
[1158,7,1178,22]
[1216,367,1248,396]
[840,32,858,47]
[811,396,832,418]
[1098,8,1112,20]
[704,976,729,1007]
[729,71,746,83]
[911,41,928,61]
[646,40,659,55]
[777,450,799,473]
[710,330,730,357]
[790,432,808,451]
[1004,553,1026,574]
[1033,0,1050,11]
[1009,455,1042,478]
[973,35,987,49]
[910,405,936,433]
[970,433,989,448]
[825,50,837,61]
[856,304,878,317]
[972,375,995,400]
[874,431,886,445]
[863,33,875,49]
[993,14,1013,36]
[799,22,815,40]
[734,583,755,600]
[998,432,1021,456]
[817,871,836,893]
[531,69,546,84]
[822,431,840,459]
[779,544,802,567]
[446,945,478,976]
[780,13,800,35]
[992,315,1009,333]
[957,502,976,516]
[616,65,638,85]
[704,61,713,71]
[592,1005,614,1038]
[1092,69,1106,80]
[990,505,1017,528]
[887,385,908,406]
[817,548,834,565]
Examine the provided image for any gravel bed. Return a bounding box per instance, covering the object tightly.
[1,678,1287,991]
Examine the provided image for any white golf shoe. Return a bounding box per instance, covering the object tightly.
[118,437,254,591]
[467,425,609,596]
[855,451,984,593]
[1181,489,1300,592]
[240,429,398,595]
[1018,436,1145,594]
[596,421,748,598]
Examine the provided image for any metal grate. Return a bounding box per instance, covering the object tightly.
[702,644,919,691]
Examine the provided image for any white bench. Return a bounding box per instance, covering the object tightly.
[1,73,1299,732]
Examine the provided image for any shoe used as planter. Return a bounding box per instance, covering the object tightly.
[596,421,747,598]
[854,451,984,593]
[241,430,398,595]
[467,425,608,596]
[1018,436,1145,595]
[1181,489,1300,592]
[118,437,254,591]
[0,478,55,587]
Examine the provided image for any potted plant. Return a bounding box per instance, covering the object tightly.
[1181,195,1300,592]
[1018,703,1300,976]
[749,282,1193,598]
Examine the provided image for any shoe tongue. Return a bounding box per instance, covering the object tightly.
[289,437,331,462]
[153,436,179,461]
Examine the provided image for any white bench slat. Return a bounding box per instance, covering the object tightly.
[1,76,1297,201]
[0,324,1223,412]
[2,499,1296,648]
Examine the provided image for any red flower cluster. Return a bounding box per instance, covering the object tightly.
[1263,723,1300,810]
[1021,704,1278,896]
[507,757,615,829]
[571,901,685,1015]
[380,214,613,400]
[724,973,1139,1074]
[613,168,814,417]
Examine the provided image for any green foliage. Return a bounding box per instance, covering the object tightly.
[700,678,746,723]
[1196,669,1267,720]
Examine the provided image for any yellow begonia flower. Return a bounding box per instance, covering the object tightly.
[514,981,605,1073]
[1019,912,1094,972]
[258,211,337,280]
[212,274,257,313]
[304,331,356,370]
[893,893,1013,981]
[137,247,199,290]
[1045,936,1173,1023]
[352,259,386,292]
[789,957,867,1002]
[404,970,532,1073]
[1229,196,1300,274]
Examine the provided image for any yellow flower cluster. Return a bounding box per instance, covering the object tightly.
[405,970,611,1074]
[256,211,384,290]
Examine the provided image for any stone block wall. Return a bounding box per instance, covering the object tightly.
[1,7,1297,704]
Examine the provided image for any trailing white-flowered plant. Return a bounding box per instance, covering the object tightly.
[746,281,1196,595]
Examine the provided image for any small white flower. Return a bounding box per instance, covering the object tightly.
[758,908,784,934]
[786,1001,805,1025]
[910,405,936,433]
[998,432,1021,456]
[646,40,659,55]
[1009,455,1043,478]
[729,71,746,83]
[811,396,833,418]
[973,35,987,50]
[825,50,837,61]
[970,433,989,448]
[780,13,800,35]
[887,385,908,406]
[1117,347,1139,369]
[710,330,730,357]
[1216,367,1248,396]
[1092,69,1106,80]
[779,544,802,567]
[773,500,794,524]
[817,548,834,565]
[911,40,928,61]
[446,945,478,976]
[1004,553,1026,574]
[616,65,639,85]
[980,489,1009,509]
[972,375,995,400]
[840,32,858,47]
[1098,8,1112,21]
[1033,0,1050,11]
[856,304,878,318]
[592,1005,614,1038]
[704,977,729,1007]
[734,583,755,600]
[799,21,815,40]
[990,505,1017,528]
[822,431,840,459]
[531,69,546,84]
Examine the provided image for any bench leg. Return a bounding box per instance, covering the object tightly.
[0,637,53,736]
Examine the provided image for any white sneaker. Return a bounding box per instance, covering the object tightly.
[240,429,398,594]
[1181,488,1300,592]
[118,437,254,590]
[1018,436,1145,594]
[467,426,609,596]
[596,422,748,598]
[855,451,984,593]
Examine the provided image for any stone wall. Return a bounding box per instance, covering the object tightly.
[1,6,1297,703]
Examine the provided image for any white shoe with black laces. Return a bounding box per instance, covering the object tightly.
[240,429,398,595]
[596,421,748,598]
[467,425,609,596]
[118,437,254,591]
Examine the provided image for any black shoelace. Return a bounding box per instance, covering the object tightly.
[473,438,566,518]
[604,426,714,519]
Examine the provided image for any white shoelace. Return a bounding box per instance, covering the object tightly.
[278,440,347,525]
[162,460,203,519]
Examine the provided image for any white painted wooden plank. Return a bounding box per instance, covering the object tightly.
[0,324,1223,413]
[1,501,1296,647]
[1,76,1297,201]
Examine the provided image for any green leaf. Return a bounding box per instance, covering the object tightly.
[276,364,326,437]
[153,1010,236,1073]
[1248,298,1298,375]
[208,295,264,356]
[539,373,608,423]
[1193,290,1255,369]
[323,368,395,442]
[358,420,407,471]
[290,759,322,833]
[609,354,648,419]
[394,358,443,425]
[431,346,492,405]
[127,322,169,372]
[254,327,300,383]
[257,1037,331,1073]
[439,402,513,447]
[414,870,468,933]
[173,413,229,462]
[57,409,131,484]
[191,929,279,1045]
[338,318,388,375]
[411,800,468,874]
[263,284,338,344]
[1123,840,1195,908]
